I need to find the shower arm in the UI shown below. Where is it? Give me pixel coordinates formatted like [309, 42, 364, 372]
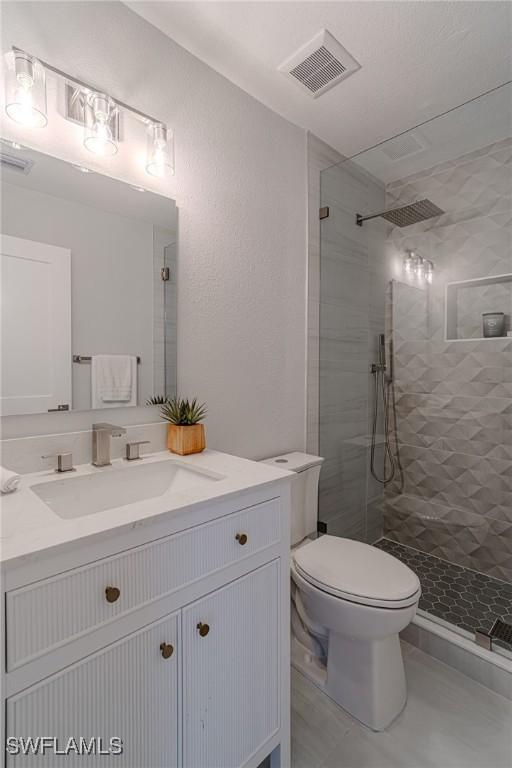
[356, 210, 390, 227]
[356, 207, 413, 227]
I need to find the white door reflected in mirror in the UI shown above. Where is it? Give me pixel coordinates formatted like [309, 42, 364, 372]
[1, 234, 71, 415]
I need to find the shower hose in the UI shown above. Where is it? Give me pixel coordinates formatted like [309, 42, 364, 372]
[370, 364, 404, 490]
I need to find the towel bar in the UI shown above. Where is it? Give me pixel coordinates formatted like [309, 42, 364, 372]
[73, 355, 141, 364]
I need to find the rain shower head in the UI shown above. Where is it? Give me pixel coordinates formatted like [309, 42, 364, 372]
[356, 199, 444, 228]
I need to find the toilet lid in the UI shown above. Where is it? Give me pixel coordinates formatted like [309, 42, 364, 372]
[293, 536, 420, 607]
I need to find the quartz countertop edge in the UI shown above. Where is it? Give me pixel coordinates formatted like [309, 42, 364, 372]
[0, 449, 294, 567]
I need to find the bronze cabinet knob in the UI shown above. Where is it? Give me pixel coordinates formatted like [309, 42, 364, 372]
[235, 533, 248, 545]
[105, 586, 120, 603]
[197, 622, 210, 637]
[160, 642, 174, 659]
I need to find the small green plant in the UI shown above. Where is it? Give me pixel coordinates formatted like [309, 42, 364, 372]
[146, 394, 170, 406]
[160, 396, 207, 425]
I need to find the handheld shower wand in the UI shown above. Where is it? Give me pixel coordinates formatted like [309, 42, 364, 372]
[370, 333, 403, 489]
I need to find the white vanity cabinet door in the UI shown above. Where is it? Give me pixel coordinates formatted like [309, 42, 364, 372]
[6, 612, 180, 767]
[182, 561, 280, 768]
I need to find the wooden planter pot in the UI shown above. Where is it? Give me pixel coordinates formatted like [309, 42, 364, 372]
[167, 424, 206, 456]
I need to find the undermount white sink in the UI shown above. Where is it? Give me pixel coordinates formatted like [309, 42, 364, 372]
[31, 460, 222, 519]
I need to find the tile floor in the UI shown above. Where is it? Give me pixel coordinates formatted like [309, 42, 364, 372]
[375, 538, 512, 652]
[291, 643, 512, 768]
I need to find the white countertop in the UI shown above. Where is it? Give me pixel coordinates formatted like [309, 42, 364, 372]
[0, 449, 293, 567]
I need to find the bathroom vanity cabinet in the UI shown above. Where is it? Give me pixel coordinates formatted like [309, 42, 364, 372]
[0, 452, 292, 768]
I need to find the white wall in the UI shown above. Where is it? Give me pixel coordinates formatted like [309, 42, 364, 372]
[1, 1, 307, 459]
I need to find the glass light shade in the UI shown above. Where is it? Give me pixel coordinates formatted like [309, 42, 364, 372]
[403, 255, 414, 274]
[84, 93, 118, 156]
[146, 123, 174, 178]
[425, 261, 434, 284]
[5, 51, 47, 128]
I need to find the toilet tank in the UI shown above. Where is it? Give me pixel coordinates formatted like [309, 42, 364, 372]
[261, 452, 324, 546]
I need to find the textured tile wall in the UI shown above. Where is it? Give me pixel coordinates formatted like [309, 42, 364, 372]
[383, 138, 512, 582]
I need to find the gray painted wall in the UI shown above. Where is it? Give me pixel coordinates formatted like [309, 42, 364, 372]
[1, 1, 307, 459]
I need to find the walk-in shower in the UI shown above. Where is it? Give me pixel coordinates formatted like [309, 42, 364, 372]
[317, 82, 512, 672]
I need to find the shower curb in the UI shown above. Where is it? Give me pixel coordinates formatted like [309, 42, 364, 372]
[401, 613, 512, 701]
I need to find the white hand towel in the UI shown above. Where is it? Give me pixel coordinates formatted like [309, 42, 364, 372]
[1, 466, 21, 494]
[91, 355, 137, 409]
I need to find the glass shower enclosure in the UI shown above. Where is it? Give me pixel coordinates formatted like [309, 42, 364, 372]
[318, 82, 512, 657]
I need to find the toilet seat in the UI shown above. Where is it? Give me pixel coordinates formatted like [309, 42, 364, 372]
[292, 535, 421, 609]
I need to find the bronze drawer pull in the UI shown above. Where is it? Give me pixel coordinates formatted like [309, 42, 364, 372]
[197, 622, 210, 637]
[160, 642, 174, 659]
[105, 586, 120, 603]
[235, 533, 248, 545]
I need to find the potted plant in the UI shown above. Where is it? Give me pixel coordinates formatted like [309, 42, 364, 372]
[160, 396, 207, 455]
[146, 395, 170, 405]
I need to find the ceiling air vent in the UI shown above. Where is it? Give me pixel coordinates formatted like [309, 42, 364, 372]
[380, 133, 428, 161]
[278, 29, 360, 98]
[0, 152, 33, 175]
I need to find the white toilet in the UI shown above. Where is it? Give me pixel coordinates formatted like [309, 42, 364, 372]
[263, 452, 421, 732]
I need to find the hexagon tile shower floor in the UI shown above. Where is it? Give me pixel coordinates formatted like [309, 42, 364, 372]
[375, 538, 512, 652]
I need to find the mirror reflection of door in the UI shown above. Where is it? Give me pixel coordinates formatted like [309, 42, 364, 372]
[0, 234, 71, 415]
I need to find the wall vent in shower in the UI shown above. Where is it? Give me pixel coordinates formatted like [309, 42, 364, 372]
[278, 29, 361, 98]
[379, 132, 428, 161]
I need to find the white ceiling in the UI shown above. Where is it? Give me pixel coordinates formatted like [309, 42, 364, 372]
[127, 1, 512, 158]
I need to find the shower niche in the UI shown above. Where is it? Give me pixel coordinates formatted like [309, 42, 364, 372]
[445, 273, 512, 341]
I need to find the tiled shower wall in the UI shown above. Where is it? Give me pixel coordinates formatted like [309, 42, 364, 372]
[383, 138, 512, 583]
[318, 160, 391, 542]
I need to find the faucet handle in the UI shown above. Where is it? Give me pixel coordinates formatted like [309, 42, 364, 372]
[42, 452, 74, 473]
[125, 441, 150, 461]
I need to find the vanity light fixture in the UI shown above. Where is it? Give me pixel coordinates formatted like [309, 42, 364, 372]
[4, 50, 47, 128]
[84, 92, 118, 156]
[403, 251, 415, 275]
[415, 255, 425, 280]
[146, 122, 174, 178]
[403, 250, 434, 284]
[4, 47, 174, 179]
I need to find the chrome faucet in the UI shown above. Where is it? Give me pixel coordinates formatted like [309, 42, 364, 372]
[92, 423, 127, 467]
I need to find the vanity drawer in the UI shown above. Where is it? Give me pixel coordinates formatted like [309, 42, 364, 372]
[6, 498, 281, 670]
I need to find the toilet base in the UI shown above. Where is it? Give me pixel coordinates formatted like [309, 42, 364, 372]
[325, 631, 407, 731]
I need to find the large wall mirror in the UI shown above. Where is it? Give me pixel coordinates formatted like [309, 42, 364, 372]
[1, 145, 177, 416]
